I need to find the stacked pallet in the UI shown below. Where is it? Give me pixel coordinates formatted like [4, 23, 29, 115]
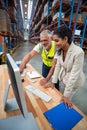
[0, 9, 12, 35]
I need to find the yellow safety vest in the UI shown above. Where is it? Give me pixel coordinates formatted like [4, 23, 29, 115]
[41, 41, 55, 67]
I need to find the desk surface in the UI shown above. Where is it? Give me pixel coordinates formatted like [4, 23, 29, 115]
[0, 64, 87, 130]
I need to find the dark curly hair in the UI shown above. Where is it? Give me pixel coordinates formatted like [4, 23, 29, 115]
[53, 26, 72, 44]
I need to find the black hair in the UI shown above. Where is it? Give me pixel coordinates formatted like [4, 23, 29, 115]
[53, 26, 72, 44]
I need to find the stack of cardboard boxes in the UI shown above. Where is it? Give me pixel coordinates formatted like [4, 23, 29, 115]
[0, 9, 12, 35]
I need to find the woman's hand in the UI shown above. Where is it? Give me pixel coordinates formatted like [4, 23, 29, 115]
[60, 96, 73, 108]
[43, 82, 55, 89]
[39, 78, 48, 86]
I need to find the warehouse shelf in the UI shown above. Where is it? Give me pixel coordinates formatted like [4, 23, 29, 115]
[0, 1, 24, 38]
[29, 0, 87, 48]
[0, 0, 17, 24]
[0, 0, 24, 63]
[29, 0, 48, 34]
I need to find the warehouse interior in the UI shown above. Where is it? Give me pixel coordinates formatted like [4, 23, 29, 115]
[0, 0, 87, 129]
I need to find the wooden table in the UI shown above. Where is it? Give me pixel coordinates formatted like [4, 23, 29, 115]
[0, 64, 87, 130]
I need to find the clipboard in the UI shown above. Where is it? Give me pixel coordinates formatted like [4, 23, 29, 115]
[44, 102, 83, 130]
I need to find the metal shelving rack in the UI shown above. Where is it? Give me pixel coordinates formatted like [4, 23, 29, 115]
[0, 0, 24, 63]
[29, 0, 87, 50]
[56, 0, 87, 48]
[0, 0, 24, 52]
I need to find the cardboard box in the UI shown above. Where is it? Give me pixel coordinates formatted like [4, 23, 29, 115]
[73, 13, 83, 22]
[82, 12, 87, 21]
[8, 6, 16, 17]
[52, 0, 58, 7]
[0, 9, 12, 33]
[44, 2, 52, 17]
[53, 12, 65, 21]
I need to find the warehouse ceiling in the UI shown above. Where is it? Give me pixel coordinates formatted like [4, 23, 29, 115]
[21, 0, 28, 20]
[21, 0, 33, 29]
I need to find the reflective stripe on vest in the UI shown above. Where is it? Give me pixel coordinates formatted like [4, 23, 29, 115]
[41, 41, 55, 67]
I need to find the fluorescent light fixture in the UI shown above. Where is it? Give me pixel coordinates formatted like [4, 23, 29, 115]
[25, 12, 27, 14]
[25, 4, 27, 7]
[28, 0, 33, 20]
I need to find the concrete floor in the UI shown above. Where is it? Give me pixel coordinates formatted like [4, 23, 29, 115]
[13, 41, 87, 115]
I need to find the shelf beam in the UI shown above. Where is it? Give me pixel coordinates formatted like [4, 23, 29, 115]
[80, 16, 87, 48]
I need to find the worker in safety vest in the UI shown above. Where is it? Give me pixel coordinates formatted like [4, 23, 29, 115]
[20, 30, 56, 78]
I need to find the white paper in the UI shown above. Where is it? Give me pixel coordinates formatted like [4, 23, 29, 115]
[27, 71, 41, 79]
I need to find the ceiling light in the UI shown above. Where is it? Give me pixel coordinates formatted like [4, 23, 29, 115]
[25, 20, 27, 21]
[25, 4, 27, 7]
[28, 0, 33, 19]
[25, 12, 27, 14]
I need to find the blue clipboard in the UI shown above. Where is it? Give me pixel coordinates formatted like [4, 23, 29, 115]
[44, 102, 83, 130]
